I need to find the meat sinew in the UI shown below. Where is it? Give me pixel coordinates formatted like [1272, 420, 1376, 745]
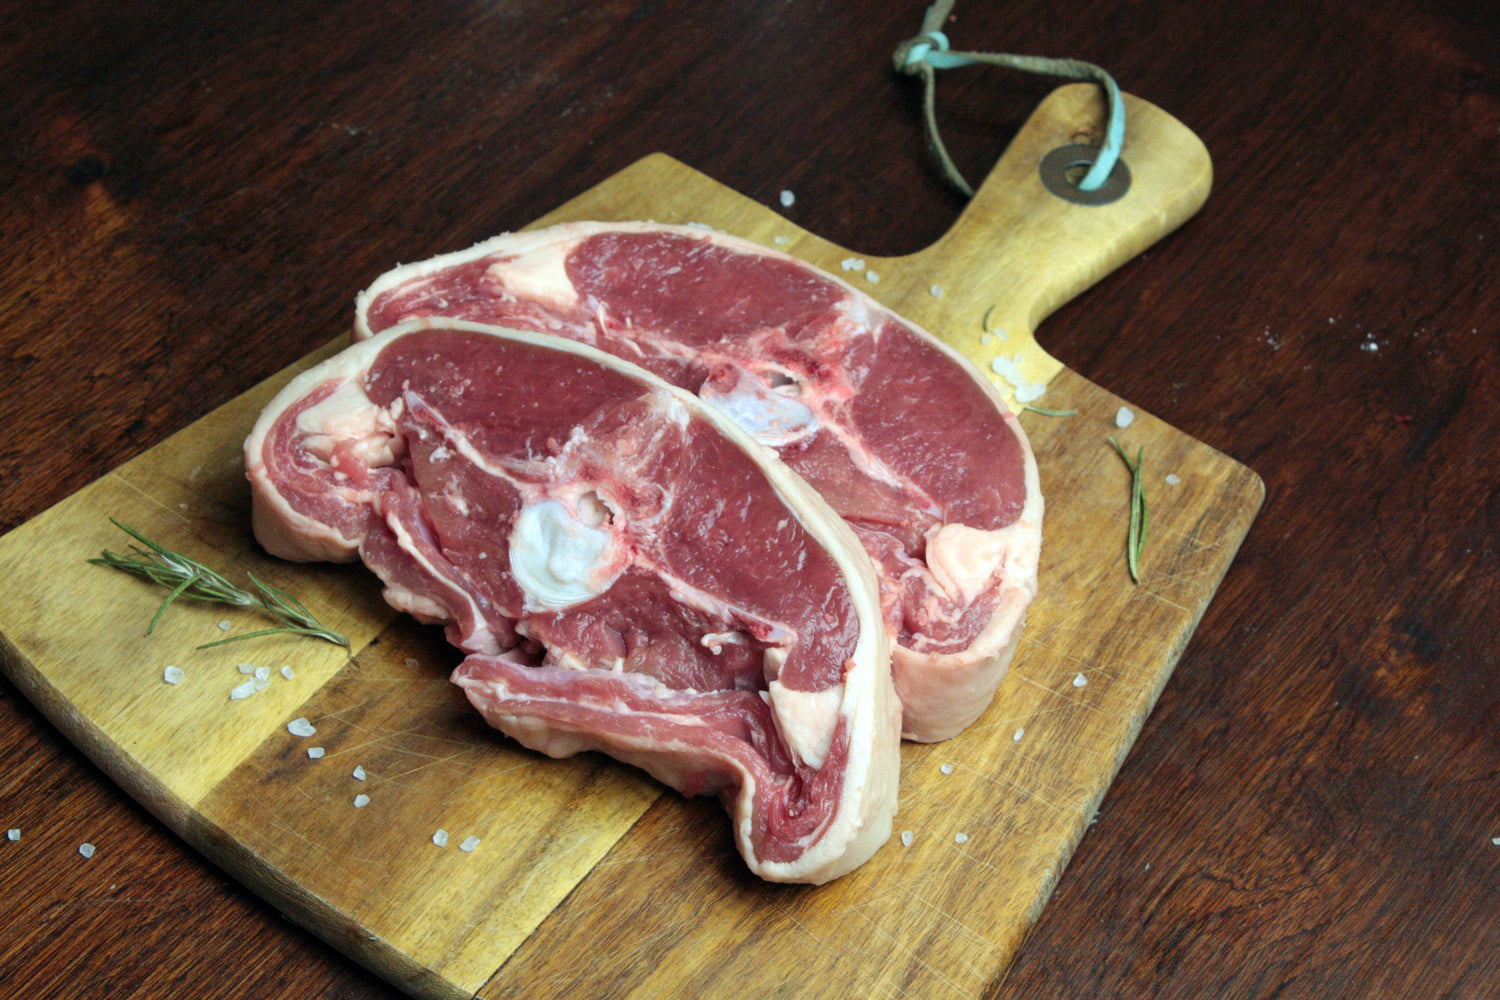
[246, 318, 899, 883]
[354, 222, 1042, 741]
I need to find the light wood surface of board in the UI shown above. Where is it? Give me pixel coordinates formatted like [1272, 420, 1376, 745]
[0, 85, 1261, 1000]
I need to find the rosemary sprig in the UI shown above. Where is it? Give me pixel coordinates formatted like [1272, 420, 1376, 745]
[1107, 437, 1150, 583]
[89, 519, 349, 648]
[1023, 405, 1079, 417]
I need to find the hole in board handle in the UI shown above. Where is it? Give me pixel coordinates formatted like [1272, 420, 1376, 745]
[1039, 144, 1131, 205]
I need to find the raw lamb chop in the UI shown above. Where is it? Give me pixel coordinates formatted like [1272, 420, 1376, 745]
[354, 222, 1042, 741]
[245, 318, 899, 883]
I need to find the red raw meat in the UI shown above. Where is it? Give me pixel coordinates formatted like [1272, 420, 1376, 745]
[245, 319, 899, 883]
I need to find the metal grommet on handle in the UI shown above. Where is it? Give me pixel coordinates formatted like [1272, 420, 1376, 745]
[1040, 144, 1131, 205]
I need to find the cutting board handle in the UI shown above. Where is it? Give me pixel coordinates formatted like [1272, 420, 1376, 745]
[904, 83, 1212, 399]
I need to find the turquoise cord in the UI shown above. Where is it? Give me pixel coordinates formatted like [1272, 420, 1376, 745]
[894, 6, 1125, 196]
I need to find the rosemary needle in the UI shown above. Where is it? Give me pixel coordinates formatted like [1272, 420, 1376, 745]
[89, 519, 349, 648]
[1107, 437, 1149, 583]
[1023, 405, 1079, 417]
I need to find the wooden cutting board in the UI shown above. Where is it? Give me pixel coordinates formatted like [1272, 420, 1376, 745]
[0, 84, 1262, 1000]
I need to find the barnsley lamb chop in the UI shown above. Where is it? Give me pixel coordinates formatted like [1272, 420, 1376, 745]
[245, 318, 899, 883]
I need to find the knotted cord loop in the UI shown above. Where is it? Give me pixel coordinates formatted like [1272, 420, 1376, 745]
[893, 0, 1125, 197]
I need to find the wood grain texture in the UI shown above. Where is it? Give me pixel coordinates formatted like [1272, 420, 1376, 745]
[2, 0, 1497, 998]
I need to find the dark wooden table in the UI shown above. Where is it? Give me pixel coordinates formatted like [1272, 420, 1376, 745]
[3, 0, 1496, 997]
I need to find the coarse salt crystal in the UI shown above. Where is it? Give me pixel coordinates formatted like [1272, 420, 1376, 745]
[840, 257, 865, 272]
[6, 829, 19, 842]
[254, 665, 271, 682]
[900, 830, 914, 847]
[773, 235, 791, 245]
[1015, 384, 1045, 404]
[1166, 473, 1182, 485]
[218, 620, 232, 632]
[954, 832, 969, 844]
[865, 270, 880, 283]
[930, 284, 944, 298]
[229, 680, 257, 701]
[939, 763, 955, 775]
[1492, 837, 1500, 847]
[79, 843, 96, 859]
[163, 666, 184, 685]
[237, 663, 255, 675]
[352, 765, 367, 781]
[1115, 406, 1135, 428]
[353, 794, 370, 808]
[1073, 673, 1088, 688]
[1013, 727, 1025, 742]
[307, 747, 325, 759]
[779, 189, 795, 208]
[287, 717, 316, 737]
[433, 829, 449, 847]
[459, 836, 481, 853]
[280, 665, 295, 681]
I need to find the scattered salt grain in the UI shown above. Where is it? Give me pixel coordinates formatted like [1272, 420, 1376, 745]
[954, 832, 969, 844]
[1165, 473, 1182, 485]
[990, 353, 1044, 403]
[229, 680, 257, 701]
[1492, 837, 1500, 847]
[433, 829, 449, 847]
[7, 829, 19, 842]
[1115, 406, 1135, 428]
[1073, 673, 1088, 688]
[237, 663, 256, 675]
[352, 765, 367, 781]
[218, 620, 232, 632]
[779, 189, 795, 208]
[163, 666, 184, 685]
[252, 665, 272, 691]
[79, 843, 96, 859]
[939, 762, 955, 775]
[840, 257, 866, 272]
[280, 665, 295, 681]
[1013, 727, 1025, 742]
[459, 836, 481, 853]
[865, 270, 880, 284]
[287, 717, 316, 737]
[773, 235, 791, 246]
[404, 658, 420, 668]
[930, 284, 944, 298]
[353, 794, 370, 808]
[900, 830, 914, 847]
[307, 747, 325, 759]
